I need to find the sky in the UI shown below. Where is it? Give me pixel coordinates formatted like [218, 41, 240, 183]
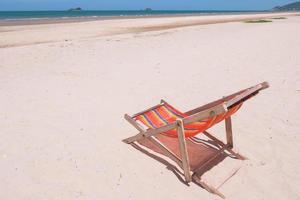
[0, 0, 296, 11]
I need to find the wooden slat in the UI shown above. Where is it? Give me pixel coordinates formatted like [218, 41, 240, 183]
[185, 90, 246, 116]
[226, 82, 269, 108]
[192, 175, 226, 199]
[261, 81, 270, 89]
[225, 117, 233, 148]
[132, 103, 163, 118]
[123, 134, 144, 144]
[143, 122, 177, 138]
[124, 114, 145, 133]
[185, 82, 269, 116]
[183, 103, 227, 125]
[177, 120, 192, 182]
[123, 114, 146, 144]
[147, 136, 183, 168]
[160, 99, 168, 104]
[123, 121, 177, 143]
[124, 110, 184, 171]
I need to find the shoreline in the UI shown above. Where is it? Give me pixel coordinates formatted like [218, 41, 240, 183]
[0, 12, 299, 48]
[0, 11, 298, 26]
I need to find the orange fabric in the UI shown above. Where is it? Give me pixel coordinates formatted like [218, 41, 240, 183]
[135, 103, 242, 138]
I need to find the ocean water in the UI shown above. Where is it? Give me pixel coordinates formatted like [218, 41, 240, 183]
[0, 10, 263, 20]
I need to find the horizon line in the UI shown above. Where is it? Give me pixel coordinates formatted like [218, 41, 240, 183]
[0, 9, 270, 12]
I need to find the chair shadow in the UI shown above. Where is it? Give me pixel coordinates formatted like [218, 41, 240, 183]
[130, 143, 189, 185]
[126, 135, 233, 187]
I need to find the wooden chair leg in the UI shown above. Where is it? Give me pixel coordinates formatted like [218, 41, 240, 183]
[225, 117, 233, 148]
[193, 175, 226, 199]
[123, 133, 144, 144]
[177, 119, 192, 183]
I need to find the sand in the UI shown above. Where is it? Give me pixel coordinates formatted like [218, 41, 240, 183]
[0, 12, 300, 199]
[0, 12, 299, 48]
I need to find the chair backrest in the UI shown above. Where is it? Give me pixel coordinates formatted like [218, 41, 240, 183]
[133, 101, 243, 138]
[133, 102, 186, 130]
[130, 82, 269, 138]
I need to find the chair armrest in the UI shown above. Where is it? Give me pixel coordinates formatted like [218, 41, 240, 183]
[185, 82, 269, 115]
[183, 103, 228, 125]
[143, 121, 178, 138]
[226, 82, 269, 108]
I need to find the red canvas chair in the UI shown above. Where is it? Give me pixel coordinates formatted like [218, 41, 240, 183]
[123, 82, 269, 198]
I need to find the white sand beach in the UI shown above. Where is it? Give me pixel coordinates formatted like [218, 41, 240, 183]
[0, 12, 300, 199]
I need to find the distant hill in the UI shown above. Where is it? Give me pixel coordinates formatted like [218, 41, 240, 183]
[273, 1, 300, 11]
[68, 7, 82, 12]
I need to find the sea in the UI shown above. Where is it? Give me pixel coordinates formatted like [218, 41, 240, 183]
[0, 10, 265, 21]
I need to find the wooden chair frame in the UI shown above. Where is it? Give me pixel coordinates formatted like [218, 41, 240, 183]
[123, 82, 269, 198]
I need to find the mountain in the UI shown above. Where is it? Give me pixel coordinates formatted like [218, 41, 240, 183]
[273, 1, 300, 11]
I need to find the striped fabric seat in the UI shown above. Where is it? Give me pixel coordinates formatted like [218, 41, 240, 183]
[134, 102, 242, 138]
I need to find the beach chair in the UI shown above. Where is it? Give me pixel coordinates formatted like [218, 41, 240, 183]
[123, 82, 269, 198]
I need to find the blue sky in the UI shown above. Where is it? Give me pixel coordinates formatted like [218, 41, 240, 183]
[0, 0, 296, 11]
